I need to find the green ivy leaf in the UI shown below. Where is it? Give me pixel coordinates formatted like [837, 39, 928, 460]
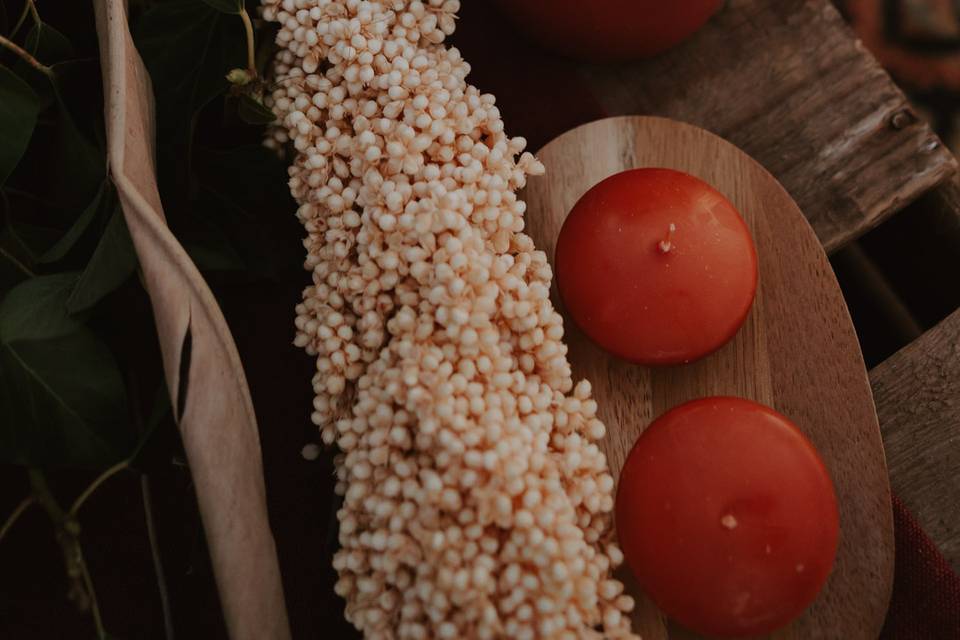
[0, 214, 35, 291]
[236, 93, 276, 125]
[0, 253, 28, 292]
[4, 220, 67, 264]
[135, 1, 246, 128]
[0, 272, 82, 341]
[201, 0, 243, 14]
[184, 235, 246, 272]
[193, 144, 299, 276]
[50, 62, 107, 208]
[0, 275, 129, 467]
[9, 60, 106, 208]
[135, 0, 246, 212]
[0, 64, 40, 187]
[0, 333, 129, 467]
[39, 181, 109, 263]
[129, 383, 173, 471]
[24, 21, 75, 64]
[67, 206, 137, 314]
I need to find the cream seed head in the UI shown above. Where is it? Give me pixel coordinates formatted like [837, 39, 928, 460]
[263, 0, 634, 637]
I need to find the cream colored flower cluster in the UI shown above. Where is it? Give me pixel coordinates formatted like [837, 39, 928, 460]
[262, 0, 637, 637]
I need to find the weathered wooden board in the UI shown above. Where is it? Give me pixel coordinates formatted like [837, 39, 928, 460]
[523, 116, 894, 639]
[872, 308, 960, 572]
[573, 0, 957, 253]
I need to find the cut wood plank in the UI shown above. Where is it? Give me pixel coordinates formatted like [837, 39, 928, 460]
[573, 0, 957, 253]
[523, 116, 894, 639]
[871, 308, 960, 572]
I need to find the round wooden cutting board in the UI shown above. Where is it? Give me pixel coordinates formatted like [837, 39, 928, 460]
[521, 116, 894, 639]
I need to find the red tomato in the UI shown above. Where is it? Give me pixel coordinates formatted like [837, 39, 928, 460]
[555, 168, 757, 366]
[493, 0, 722, 61]
[616, 397, 840, 637]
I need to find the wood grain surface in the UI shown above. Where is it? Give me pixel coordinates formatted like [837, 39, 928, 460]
[871, 308, 960, 572]
[522, 116, 894, 639]
[572, 0, 957, 253]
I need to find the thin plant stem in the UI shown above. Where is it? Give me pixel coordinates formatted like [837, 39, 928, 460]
[10, 0, 33, 38]
[77, 547, 107, 639]
[28, 469, 102, 633]
[3, 185, 60, 208]
[69, 460, 129, 517]
[142, 475, 175, 640]
[28, 468, 67, 521]
[239, 7, 256, 74]
[0, 33, 53, 78]
[0, 496, 35, 544]
[28, 468, 83, 584]
[0, 246, 35, 277]
[28, 0, 40, 26]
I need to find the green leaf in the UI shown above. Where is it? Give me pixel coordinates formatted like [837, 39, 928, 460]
[135, 1, 246, 125]
[135, 0, 247, 212]
[4, 221, 67, 263]
[0, 247, 30, 292]
[201, 0, 242, 14]
[129, 383, 173, 470]
[67, 206, 137, 313]
[193, 144, 300, 276]
[10, 61, 108, 208]
[24, 22, 75, 65]
[0, 273, 82, 342]
[0, 274, 129, 467]
[237, 93, 276, 124]
[184, 237, 246, 272]
[50, 63, 107, 208]
[0, 221, 34, 292]
[0, 330, 129, 467]
[0, 64, 40, 187]
[40, 181, 109, 263]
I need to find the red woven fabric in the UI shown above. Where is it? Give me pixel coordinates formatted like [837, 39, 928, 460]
[881, 494, 960, 638]
[452, 3, 960, 638]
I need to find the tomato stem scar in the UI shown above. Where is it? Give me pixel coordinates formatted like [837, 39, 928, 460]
[658, 223, 677, 254]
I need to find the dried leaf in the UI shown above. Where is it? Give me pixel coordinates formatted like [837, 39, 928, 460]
[93, 2, 290, 638]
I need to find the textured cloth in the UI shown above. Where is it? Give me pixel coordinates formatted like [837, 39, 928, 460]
[881, 494, 960, 638]
[451, 3, 960, 638]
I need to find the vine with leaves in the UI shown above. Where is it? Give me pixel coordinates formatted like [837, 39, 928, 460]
[0, 1, 297, 637]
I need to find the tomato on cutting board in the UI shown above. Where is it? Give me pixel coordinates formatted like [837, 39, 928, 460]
[616, 397, 840, 637]
[555, 168, 758, 366]
[493, 0, 722, 61]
